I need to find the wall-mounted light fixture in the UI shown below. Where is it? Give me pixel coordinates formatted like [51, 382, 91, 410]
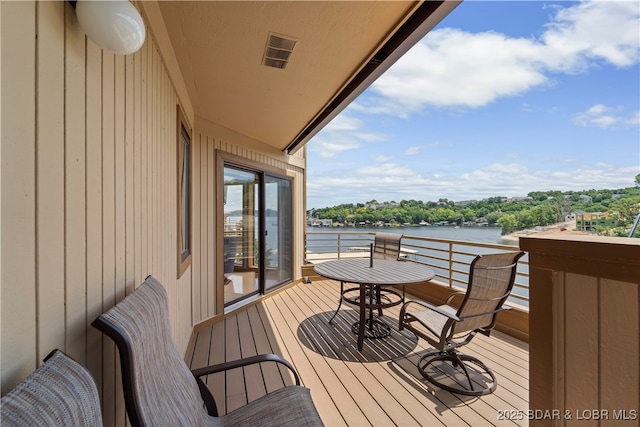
[72, 1, 145, 55]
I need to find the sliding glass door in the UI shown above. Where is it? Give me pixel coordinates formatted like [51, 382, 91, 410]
[223, 164, 292, 307]
[265, 174, 293, 290]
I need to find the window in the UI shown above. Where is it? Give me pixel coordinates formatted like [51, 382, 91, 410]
[177, 107, 192, 278]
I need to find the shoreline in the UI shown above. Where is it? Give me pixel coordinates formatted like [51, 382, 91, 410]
[501, 221, 590, 242]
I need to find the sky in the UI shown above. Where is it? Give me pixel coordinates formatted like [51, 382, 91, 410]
[306, 0, 640, 209]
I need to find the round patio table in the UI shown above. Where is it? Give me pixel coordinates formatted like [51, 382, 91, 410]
[314, 258, 435, 351]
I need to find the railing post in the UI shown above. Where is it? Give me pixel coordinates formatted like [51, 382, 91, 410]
[448, 242, 454, 288]
[337, 233, 341, 260]
[303, 231, 307, 264]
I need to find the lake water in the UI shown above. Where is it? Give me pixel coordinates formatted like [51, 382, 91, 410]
[307, 225, 517, 247]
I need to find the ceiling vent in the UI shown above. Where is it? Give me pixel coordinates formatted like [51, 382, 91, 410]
[263, 33, 297, 69]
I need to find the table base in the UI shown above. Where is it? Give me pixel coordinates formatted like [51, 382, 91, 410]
[351, 319, 391, 339]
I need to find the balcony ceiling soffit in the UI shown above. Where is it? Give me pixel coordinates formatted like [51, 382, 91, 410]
[157, 1, 423, 152]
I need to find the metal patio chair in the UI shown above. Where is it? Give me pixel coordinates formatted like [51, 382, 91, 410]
[92, 275, 323, 427]
[399, 251, 525, 396]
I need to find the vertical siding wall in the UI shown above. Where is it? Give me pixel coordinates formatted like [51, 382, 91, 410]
[1, 2, 192, 425]
[191, 121, 306, 323]
[521, 235, 640, 427]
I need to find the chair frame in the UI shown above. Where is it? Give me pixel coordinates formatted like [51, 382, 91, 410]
[399, 251, 524, 396]
[92, 275, 323, 427]
[94, 314, 303, 423]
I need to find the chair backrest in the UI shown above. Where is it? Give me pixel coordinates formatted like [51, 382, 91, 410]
[92, 276, 212, 427]
[373, 232, 402, 260]
[453, 251, 525, 335]
[1, 350, 103, 427]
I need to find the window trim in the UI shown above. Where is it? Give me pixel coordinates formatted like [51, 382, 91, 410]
[177, 106, 192, 278]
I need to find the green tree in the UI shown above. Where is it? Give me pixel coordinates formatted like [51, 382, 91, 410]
[517, 210, 535, 229]
[485, 211, 501, 225]
[497, 214, 518, 234]
[610, 196, 640, 224]
[528, 191, 549, 202]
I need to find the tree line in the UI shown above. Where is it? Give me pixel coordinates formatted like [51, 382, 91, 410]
[309, 175, 640, 237]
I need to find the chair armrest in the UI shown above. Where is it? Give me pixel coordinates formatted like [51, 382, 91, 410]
[460, 304, 511, 321]
[191, 354, 302, 417]
[191, 353, 301, 386]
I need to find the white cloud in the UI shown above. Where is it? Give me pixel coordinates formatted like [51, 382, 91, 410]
[404, 146, 421, 156]
[373, 155, 393, 162]
[356, 163, 419, 178]
[371, 29, 547, 112]
[363, 1, 640, 116]
[626, 111, 640, 125]
[541, 1, 640, 70]
[310, 140, 360, 158]
[307, 111, 388, 158]
[572, 104, 639, 128]
[323, 114, 362, 132]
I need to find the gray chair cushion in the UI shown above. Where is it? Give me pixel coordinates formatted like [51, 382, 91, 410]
[1, 350, 102, 427]
[222, 386, 322, 427]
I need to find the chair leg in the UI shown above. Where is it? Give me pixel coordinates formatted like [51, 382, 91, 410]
[328, 281, 345, 324]
[416, 349, 498, 396]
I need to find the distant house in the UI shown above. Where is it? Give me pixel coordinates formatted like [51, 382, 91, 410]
[576, 212, 615, 231]
[579, 194, 593, 203]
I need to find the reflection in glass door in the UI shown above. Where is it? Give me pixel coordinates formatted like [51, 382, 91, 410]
[265, 174, 293, 290]
[223, 167, 260, 305]
[223, 164, 293, 307]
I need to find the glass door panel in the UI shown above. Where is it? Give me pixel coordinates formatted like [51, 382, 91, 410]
[223, 166, 260, 305]
[265, 174, 293, 290]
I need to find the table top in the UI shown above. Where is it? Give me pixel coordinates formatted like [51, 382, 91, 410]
[313, 258, 435, 286]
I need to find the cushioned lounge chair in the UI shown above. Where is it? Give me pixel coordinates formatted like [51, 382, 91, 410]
[92, 275, 323, 427]
[1, 350, 102, 427]
[399, 251, 525, 396]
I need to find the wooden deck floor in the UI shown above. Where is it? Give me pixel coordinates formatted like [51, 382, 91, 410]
[187, 279, 529, 426]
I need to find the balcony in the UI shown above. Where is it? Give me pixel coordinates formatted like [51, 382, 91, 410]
[189, 231, 640, 427]
[188, 277, 529, 426]
[187, 232, 529, 426]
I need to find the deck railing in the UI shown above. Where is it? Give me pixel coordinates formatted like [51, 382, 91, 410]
[305, 230, 530, 309]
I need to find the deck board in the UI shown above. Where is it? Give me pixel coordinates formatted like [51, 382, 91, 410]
[189, 279, 530, 426]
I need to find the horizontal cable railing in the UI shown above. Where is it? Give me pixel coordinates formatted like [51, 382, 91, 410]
[305, 230, 529, 310]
